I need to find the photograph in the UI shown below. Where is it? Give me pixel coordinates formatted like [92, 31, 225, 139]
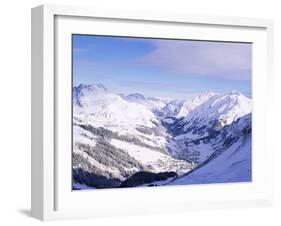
[72, 34, 252, 190]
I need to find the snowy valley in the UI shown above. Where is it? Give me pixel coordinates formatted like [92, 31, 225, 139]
[72, 83, 252, 189]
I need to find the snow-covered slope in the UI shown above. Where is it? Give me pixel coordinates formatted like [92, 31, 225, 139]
[177, 91, 218, 118]
[159, 99, 183, 118]
[73, 83, 252, 189]
[73, 84, 194, 188]
[159, 91, 217, 118]
[166, 91, 252, 164]
[168, 116, 252, 185]
[74, 84, 159, 135]
[169, 91, 251, 138]
[184, 91, 251, 127]
[125, 93, 170, 112]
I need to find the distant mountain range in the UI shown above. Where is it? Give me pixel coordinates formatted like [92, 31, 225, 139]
[72, 83, 252, 189]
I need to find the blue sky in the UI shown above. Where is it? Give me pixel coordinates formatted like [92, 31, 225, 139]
[73, 35, 252, 99]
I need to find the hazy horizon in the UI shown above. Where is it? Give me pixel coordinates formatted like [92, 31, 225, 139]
[73, 35, 252, 99]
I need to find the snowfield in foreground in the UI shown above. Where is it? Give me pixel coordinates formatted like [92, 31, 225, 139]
[169, 135, 252, 185]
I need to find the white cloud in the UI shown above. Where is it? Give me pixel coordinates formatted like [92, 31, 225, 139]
[141, 40, 252, 80]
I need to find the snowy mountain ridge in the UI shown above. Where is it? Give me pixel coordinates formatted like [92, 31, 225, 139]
[125, 93, 171, 112]
[72, 83, 252, 189]
[73, 84, 159, 136]
[158, 91, 218, 118]
[168, 113, 252, 185]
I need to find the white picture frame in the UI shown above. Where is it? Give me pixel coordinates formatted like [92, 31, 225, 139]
[31, 4, 274, 221]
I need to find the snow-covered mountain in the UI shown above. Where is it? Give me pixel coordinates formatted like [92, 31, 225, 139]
[159, 91, 217, 118]
[72, 83, 252, 189]
[73, 84, 194, 188]
[73, 84, 159, 135]
[166, 91, 252, 164]
[168, 114, 252, 185]
[168, 90, 252, 139]
[125, 93, 171, 112]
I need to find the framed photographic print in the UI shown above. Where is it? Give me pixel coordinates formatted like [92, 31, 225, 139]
[31, 4, 274, 221]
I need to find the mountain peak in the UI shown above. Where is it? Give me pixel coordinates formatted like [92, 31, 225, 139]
[126, 93, 146, 101]
[227, 90, 242, 96]
[73, 83, 109, 108]
[76, 83, 107, 92]
[191, 91, 218, 102]
[180, 90, 252, 132]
